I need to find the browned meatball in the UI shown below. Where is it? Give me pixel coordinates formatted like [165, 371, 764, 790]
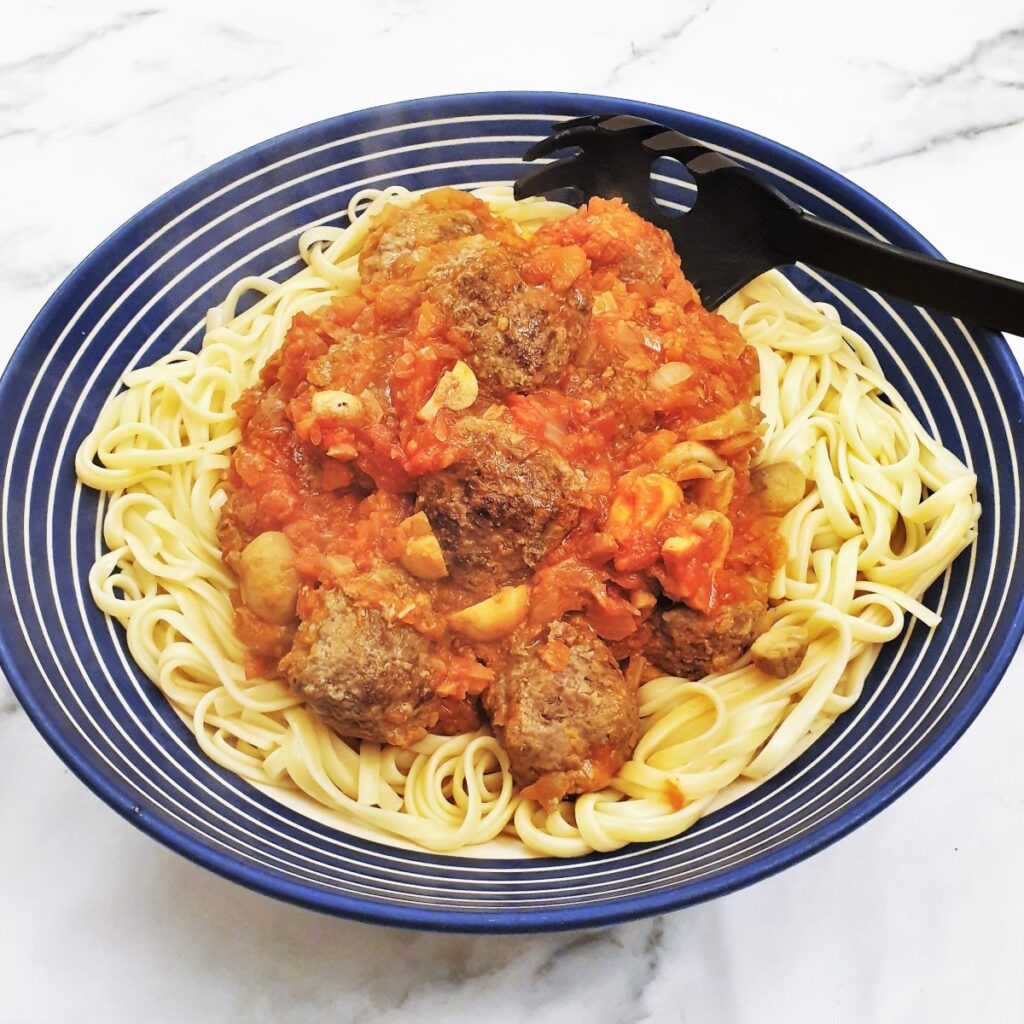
[483, 619, 640, 809]
[431, 239, 590, 395]
[280, 570, 443, 747]
[359, 188, 490, 281]
[645, 594, 767, 679]
[416, 417, 583, 587]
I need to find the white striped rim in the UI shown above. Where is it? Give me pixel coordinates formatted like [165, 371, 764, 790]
[2, 103, 1018, 918]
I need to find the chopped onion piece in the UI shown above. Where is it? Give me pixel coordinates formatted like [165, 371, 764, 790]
[650, 361, 694, 391]
[543, 417, 567, 447]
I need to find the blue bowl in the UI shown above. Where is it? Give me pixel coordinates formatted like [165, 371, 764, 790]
[2, 92, 1022, 933]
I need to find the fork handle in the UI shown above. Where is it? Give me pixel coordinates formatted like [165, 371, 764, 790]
[773, 213, 1024, 337]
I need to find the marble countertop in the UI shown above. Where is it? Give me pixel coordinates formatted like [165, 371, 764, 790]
[2, 2, 1023, 1021]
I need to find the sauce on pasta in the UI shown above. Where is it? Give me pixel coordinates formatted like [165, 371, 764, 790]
[217, 190, 786, 805]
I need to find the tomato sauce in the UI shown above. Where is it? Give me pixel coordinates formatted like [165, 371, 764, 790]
[219, 191, 785, 693]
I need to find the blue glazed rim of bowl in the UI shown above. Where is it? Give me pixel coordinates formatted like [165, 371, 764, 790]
[2, 90, 1022, 933]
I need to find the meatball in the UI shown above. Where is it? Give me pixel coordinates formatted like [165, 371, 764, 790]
[280, 570, 443, 747]
[483, 619, 640, 808]
[359, 188, 490, 281]
[431, 240, 590, 395]
[416, 417, 583, 587]
[645, 594, 767, 679]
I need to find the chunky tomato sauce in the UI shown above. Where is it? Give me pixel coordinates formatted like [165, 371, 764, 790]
[219, 190, 786, 729]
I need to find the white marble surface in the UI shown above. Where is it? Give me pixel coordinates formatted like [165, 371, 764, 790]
[2, 2, 1023, 1021]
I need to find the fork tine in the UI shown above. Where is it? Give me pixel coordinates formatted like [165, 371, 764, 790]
[552, 114, 606, 130]
[596, 114, 665, 138]
[522, 125, 606, 162]
[524, 113, 665, 161]
[644, 130, 743, 174]
[686, 150, 745, 175]
[513, 154, 587, 202]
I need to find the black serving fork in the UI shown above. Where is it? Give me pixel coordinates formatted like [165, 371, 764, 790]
[514, 114, 1024, 334]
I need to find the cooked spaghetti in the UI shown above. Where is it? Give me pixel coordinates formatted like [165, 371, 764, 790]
[76, 185, 978, 857]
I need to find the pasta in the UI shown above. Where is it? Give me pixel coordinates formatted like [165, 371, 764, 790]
[76, 186, 978, 857]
